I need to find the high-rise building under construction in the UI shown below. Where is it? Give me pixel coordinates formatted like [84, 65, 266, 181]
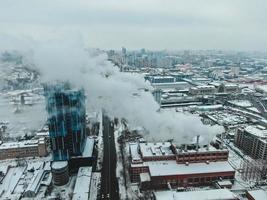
[44, 83, 86, 161]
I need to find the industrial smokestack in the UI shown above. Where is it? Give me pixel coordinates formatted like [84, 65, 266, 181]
[220, 132, 225, 149]
[196, 135, 200, 152]
[184, 144, 187, 152]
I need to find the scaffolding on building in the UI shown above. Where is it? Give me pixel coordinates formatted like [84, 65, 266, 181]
[44, 83, 86, 161]
[241, 159, 267, 182]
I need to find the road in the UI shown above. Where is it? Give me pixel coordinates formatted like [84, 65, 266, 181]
[99, 115, 119, 200]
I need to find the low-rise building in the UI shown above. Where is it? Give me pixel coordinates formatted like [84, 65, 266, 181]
[151, 82, 190, 90]
[175, 146, 229, 164]
[129, 142, 234, 189]
[139, 142, 176, 162]
[189, 85, 216, 95]
[154, 188, 238, 200]
[72, 167, 92, 200]
[218, 83, 239, 93]
[150, 76, 175, 84]
[140, 160, 235, 189]
[24, 169, 51, 198]
[0, 138, 47, 160]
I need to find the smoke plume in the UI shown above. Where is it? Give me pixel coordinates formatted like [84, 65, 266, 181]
[0, 34, 223, 143]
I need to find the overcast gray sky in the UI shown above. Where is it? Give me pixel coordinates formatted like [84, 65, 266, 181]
[0, 0, 267, 51]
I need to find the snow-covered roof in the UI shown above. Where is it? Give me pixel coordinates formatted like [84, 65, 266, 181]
[256, 85, 267, 93]
[206, 110, 248, 126]
[36, 131, 49, 137]
[51, 161, 68, 170]
[25, 169, 47, 196]
[0, 166, 26, 198]
[217, 180, 233, 187]
[139, 142, 173, 158]
[193, 104, 223, 110]
[192, 77, 210, 81]
[140, 172, 151, 182]
[209, 82, 221, 87]
[153, 76, 175, 79]
[178, 145, 228, 154]
[82, 137, 94, 158]
[130, 142, 227, 162]
[247, 189, 267, 200]
[154, 189, 237, 200]
[0, 139, 39, 150]
[151, 82, 189, 86]
[224, 83, 238, 88]
[146, 161, 234, 177]
[247, 107, 260, 113]
[244, 126, 267, 138]
[191, 85, 215, 90]
[73, 167, 92, 200]
[228, 100, 252, 108]
[130, 143, 142, 162]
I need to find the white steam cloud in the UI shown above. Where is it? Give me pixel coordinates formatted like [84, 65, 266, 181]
[0, 95, 45, 138]
[0, 34, 223, 144]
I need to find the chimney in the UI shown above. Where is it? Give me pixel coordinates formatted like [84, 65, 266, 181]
[196, 135, 200, 152]
[184, 144, 187, 152]
[220, 132, 225, 149]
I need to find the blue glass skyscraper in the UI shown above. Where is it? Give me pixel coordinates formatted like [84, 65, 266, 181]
[44, 83, 86, 161]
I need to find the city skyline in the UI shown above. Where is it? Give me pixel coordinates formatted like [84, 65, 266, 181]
[1, 1, 267, 199]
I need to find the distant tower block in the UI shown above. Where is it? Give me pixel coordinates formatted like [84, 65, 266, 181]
[122, 46, 127, 55]
[51, 161, 69, 186]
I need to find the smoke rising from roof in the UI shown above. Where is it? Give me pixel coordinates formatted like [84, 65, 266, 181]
[0, 34, 223, 143]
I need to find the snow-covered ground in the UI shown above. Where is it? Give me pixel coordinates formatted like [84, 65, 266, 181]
[114, 124, 141, 200]
[114, 126, 128, 200]
[96, 110, 103, 171]
[204, 110, 248, 126]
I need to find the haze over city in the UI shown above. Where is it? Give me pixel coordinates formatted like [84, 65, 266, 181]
[1, 0, 267, 51]
[1, 1, 267, 200]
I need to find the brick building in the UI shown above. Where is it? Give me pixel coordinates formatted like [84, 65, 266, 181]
[0, 138, 47, 160]
[154, 188, 238, 200]
[129, 142, 235, 189]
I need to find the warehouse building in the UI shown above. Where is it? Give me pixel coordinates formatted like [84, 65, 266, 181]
[154, 188, 238, 200]
[189, 85, 216, 95]
[129, 142, 234, 189]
